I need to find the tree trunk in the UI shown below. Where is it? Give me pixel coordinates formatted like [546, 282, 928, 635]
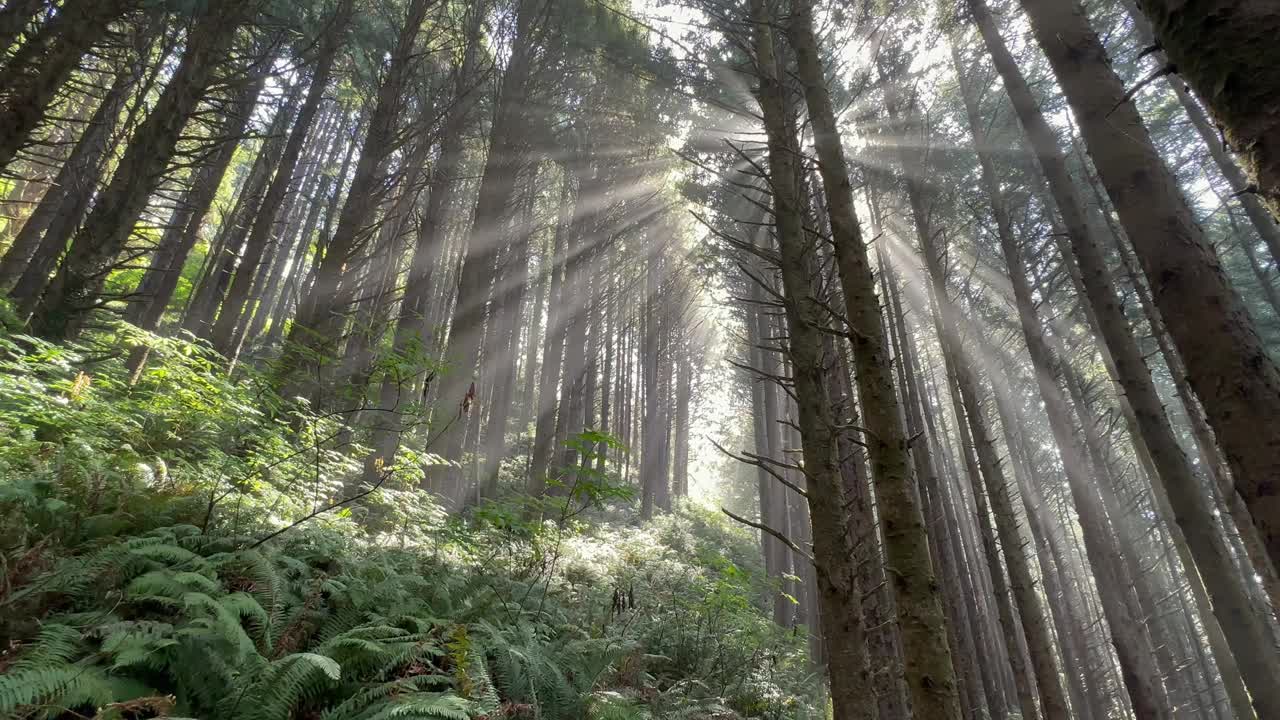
[29, 1, 247, 339]
[435, 0, 539, 501]
[210, 0, 352, 358]
[1133, 0, 1280, 218]
[526, 174, 572, 497]
[0, 0, 134, 172]
[639, 229, 663, 520]
[747, 288, 792, 626]
[240, 108, 342, 347]
[1016, 0, 1280, 588]
[1112, 0, 1280, 265]
[752, 2, 870, 716]
[124, 75, 266, 333]
[281, 0, 431, 403]
[672, 348, 690, 498]
[479, 171, 538, 496]
[184, 79, 303, 337]
[0, 24, 153, 298]
[957, 18, 1276, 715]
[264, 112, 359, 349]
[878, 248, 966, 720]
[784, 4, 957, 716]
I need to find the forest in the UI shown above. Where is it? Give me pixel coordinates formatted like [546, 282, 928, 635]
[0, 0, 1278, 718]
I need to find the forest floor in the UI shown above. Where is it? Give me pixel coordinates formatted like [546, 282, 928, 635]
[0, 325, 822, 720]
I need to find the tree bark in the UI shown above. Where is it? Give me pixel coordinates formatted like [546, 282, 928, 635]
[281, 0, 431, 403]
[435, 0, 539, 501]
[124, 73, 267, 334]
[526, 174, 572, 497]
[957, 19, 1278, 715]
[0, 25, 153, 298]
[1111, 0, 1280, 266]
[1133, 0, 1280, 219]
[210, 0, 352, 358]
[29, 1, 247, 339]
[1015, 0, 1280, 589]
[752, 1, 872, 715]
[0, 0, 134, 172]
[785, 4, 958, 716]
[184, 79, 303, 338]
[5, 19, 162, 310]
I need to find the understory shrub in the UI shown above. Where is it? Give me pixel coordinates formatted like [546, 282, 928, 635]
[0, 327, 822, 719]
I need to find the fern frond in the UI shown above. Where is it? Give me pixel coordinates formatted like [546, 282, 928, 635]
[221, 591, 271, 645]
[127, 540, 208, 569]
[319, 676, 452, 720]
[97, 620, 176, 670]
[178, 591, 258, 661]
[586, 691, 651, 720]
[11, 623, 83, 671]
[230, 652, 342, 720]
[0, 664, 117, 717]
[364, 692, 471, 720]
[126, 568, 219, 605]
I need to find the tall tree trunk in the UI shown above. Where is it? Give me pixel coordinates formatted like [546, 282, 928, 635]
[479, 170, 538, 496]
[184, 79, 303, 337]
[911, 171, 1065, 718]
[979, 181, 1171, 720]
[281, 0, 431, 404]
[526, 174, 572, 497]
[210, 0, 352, 358]
[747, 288, 791, 626]
[240, 108, 342, 346]
[672, 348, 690, 498]
[639, 231, 663, 520]
[0, 0, 134, 172]
[956, 20, 1276, 715]
[1016, 0, 1280, 587]
[519, 233, 548, 432]
[784, 5, 957, 716]
[989, 362, 1099, 720]
[123, 72, 266, 333]
[752, 2, 870, 716]
[264, 112, 359, 349]
[29, 2, 247, 339]
[0, 23, 154, 298]
[1132, 0, 1280, 218]
[1113, 0, 1280, 265]
[435, 0, 539, 501]
[879, 249, 968, 720]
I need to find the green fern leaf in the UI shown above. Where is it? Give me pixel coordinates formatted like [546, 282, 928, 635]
[231, 652, 342, 720]
[11, 623, 82, 671]
[365, 692, 471, 720]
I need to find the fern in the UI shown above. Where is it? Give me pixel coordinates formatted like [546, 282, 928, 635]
[97, 619, 177, 670]
[228, 651, 342, 720]
[363, 692, 471, 720]
[587, 691, 651, 720]
[10, 623, 83, 671]
[0, 664, 121, 718]
[320, 676, 453, 720]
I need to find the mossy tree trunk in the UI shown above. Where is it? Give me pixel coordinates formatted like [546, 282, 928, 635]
[1134, 0, 1280, 219]
[785, 3, 959, 716]
[750, 0, 870, 715]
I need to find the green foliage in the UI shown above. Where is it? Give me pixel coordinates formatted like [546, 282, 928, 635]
[0, 327, 821, 719]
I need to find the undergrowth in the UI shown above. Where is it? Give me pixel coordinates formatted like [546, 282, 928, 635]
[0, 327, 823, 720]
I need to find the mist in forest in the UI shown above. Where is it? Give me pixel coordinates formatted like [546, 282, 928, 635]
[0, 1, 1278, 719]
